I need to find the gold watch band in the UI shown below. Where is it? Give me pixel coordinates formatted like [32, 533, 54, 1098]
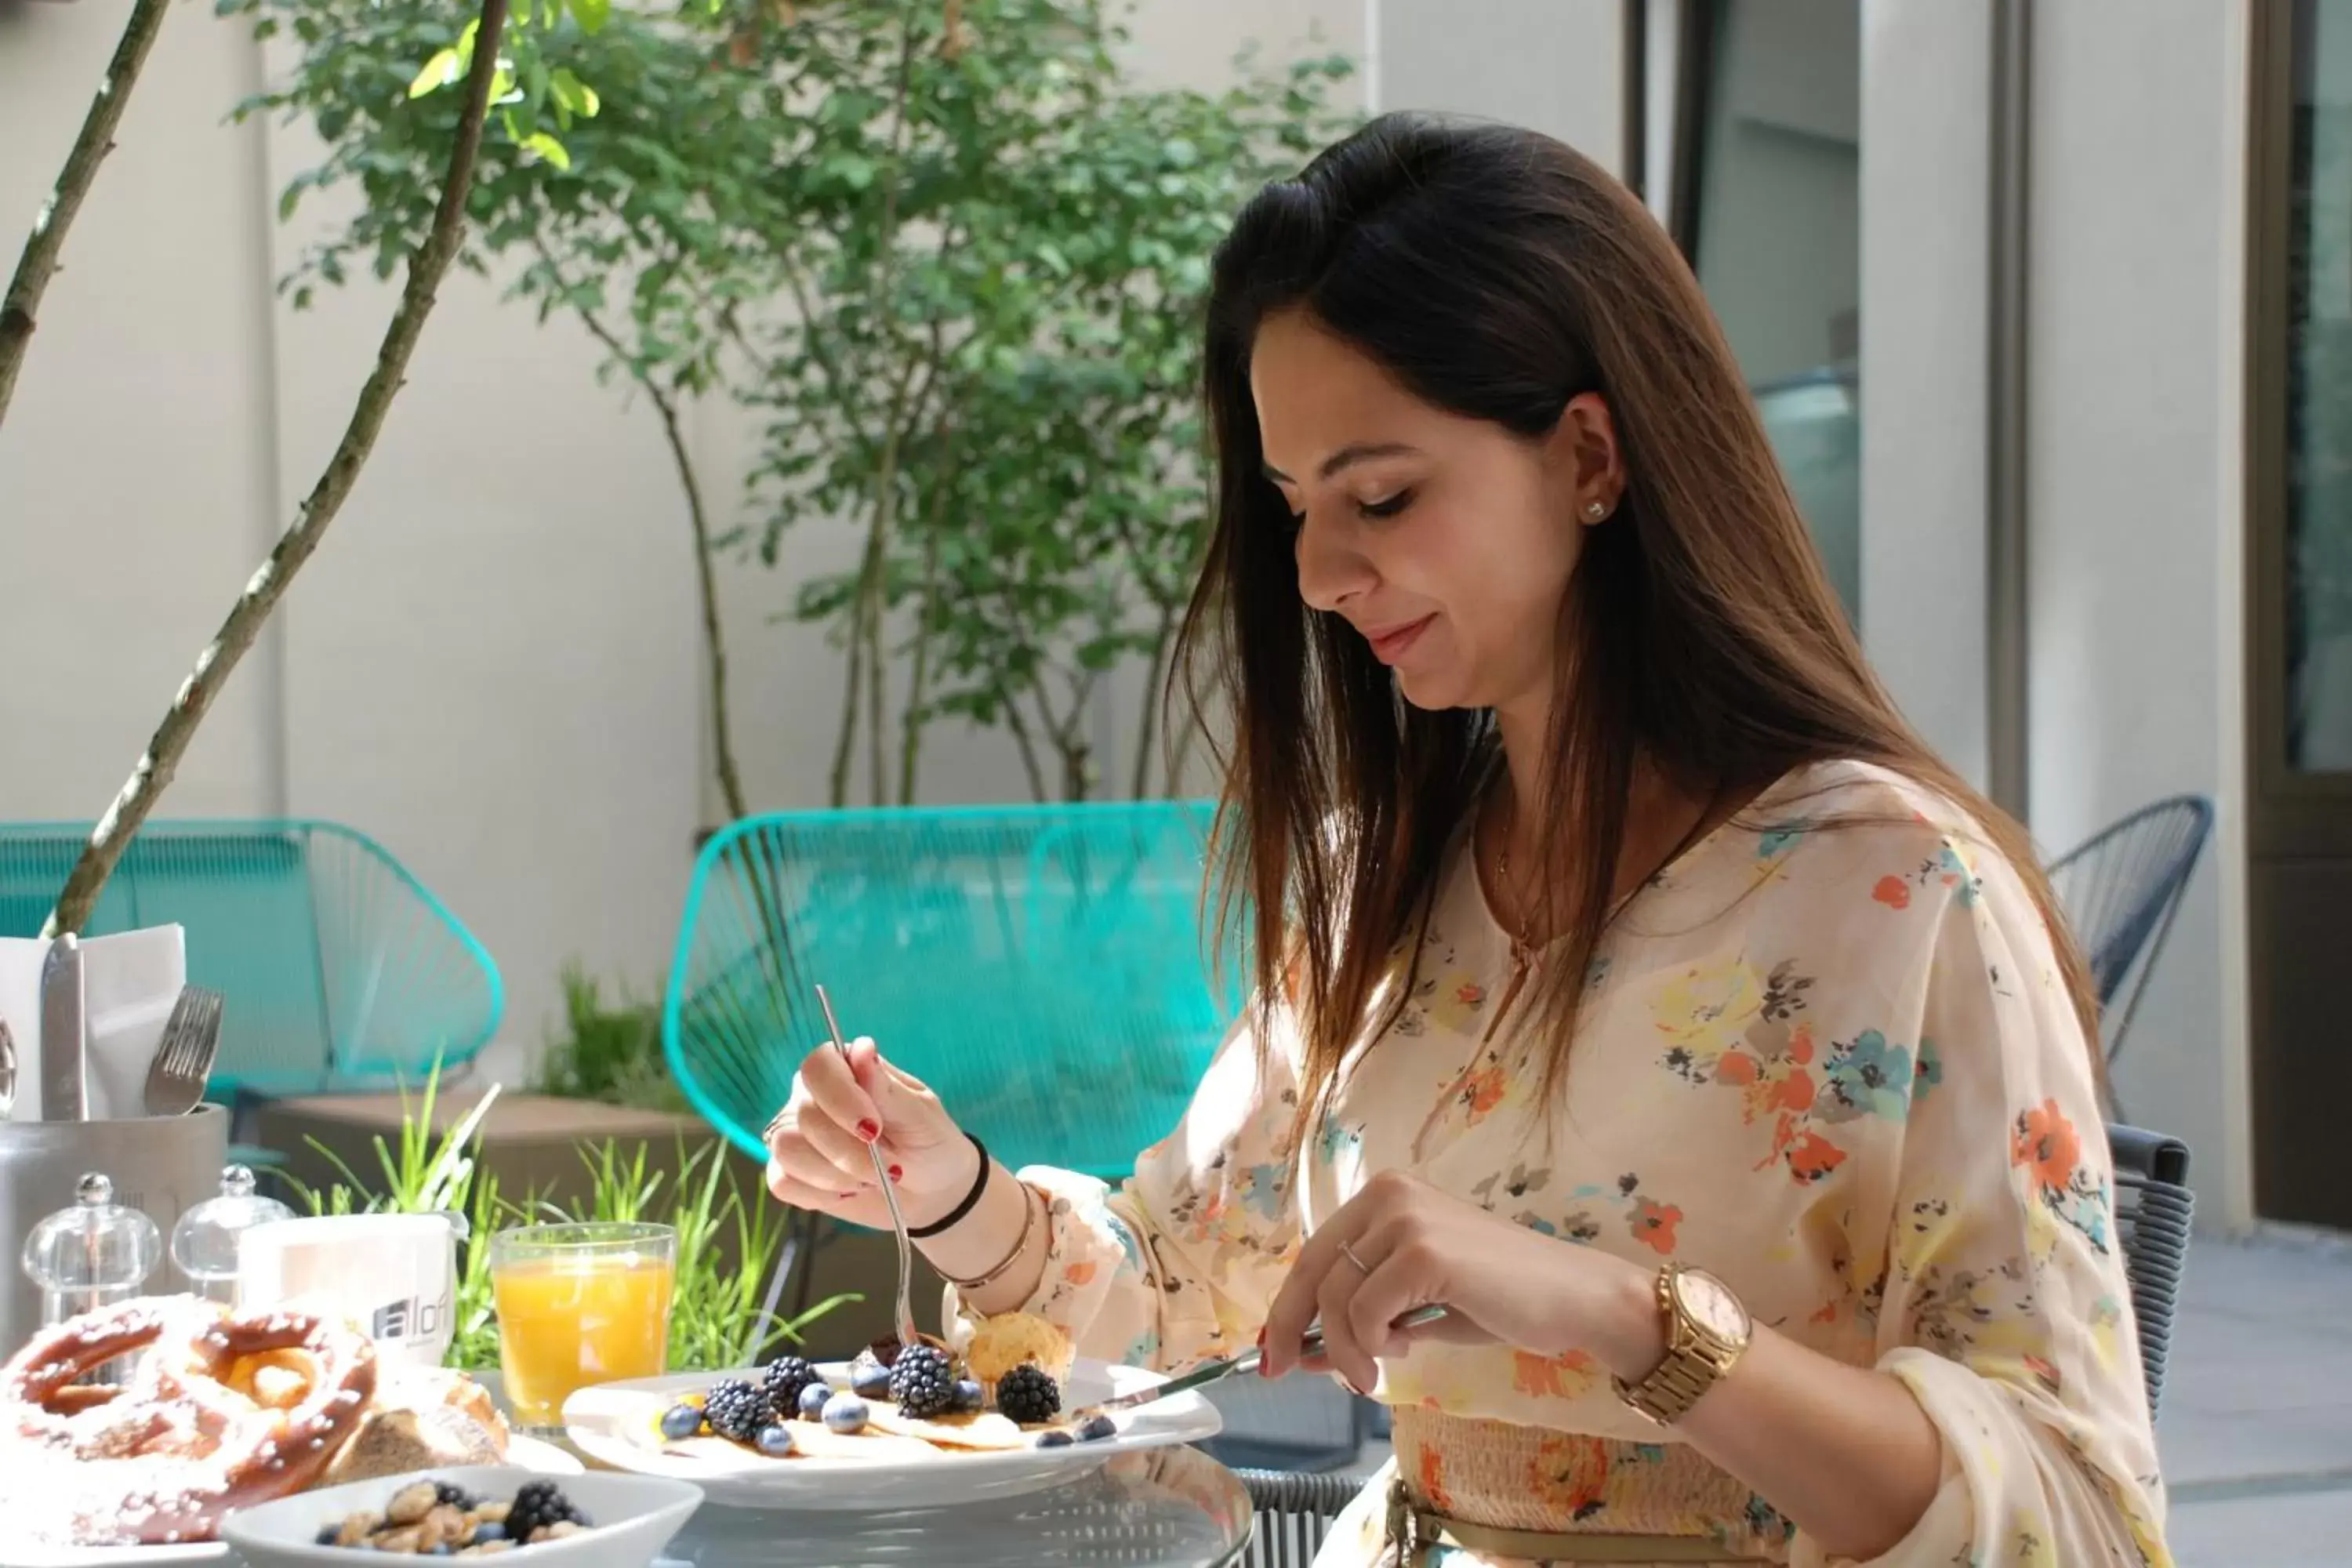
[1613, 1263, 1747, 1426]
[1617, 1344, 1722, 1425]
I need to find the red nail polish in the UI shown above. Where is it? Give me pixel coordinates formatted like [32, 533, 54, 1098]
[838, 1191, 858, 1200]
[887, 1164, 904, 1182]
[856, 1120, 882, 1143]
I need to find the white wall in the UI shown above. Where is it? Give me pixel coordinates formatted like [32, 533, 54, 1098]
[2022, 0, 2252, 1227]
[0, 0, 1359, 1080]
[1374, 0, 1621, 164]
[1859, 0, 2256, 1226]
[0, 2, 285, 821]
[1858, 0, 1991, 787]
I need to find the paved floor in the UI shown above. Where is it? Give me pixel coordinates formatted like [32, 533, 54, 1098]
[1299, 1231, 2352, 1563]
[2161, 1231, 2352, 1566]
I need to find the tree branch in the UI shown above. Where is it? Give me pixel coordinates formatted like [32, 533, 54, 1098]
[998, 688, 1051, 804]
[44, 0, 515, 938]
[532, 234, 748, 821]
[0, 0, 175, 434]
[897, 416, 963, 805]
[828, 552, 870, 809]
[1130, 600, 1179, 800]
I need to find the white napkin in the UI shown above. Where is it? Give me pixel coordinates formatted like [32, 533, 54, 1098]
[0, 926, 188, 1122]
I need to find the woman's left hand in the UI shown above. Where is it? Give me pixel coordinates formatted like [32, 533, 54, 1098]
[1260, 1170, 1657, 1394]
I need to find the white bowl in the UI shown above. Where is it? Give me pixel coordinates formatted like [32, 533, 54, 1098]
[221, 1465, 702, 1568]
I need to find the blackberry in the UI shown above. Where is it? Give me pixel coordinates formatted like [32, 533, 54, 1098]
[760, 1355, 822, 1417]
[432, 1481, 476, 1511]
[887, 1344, 957, 1418]
[702, 1377, 767, 1443]
[993, 1363, 1062, 1425]
[504, 1480, 588, 1544]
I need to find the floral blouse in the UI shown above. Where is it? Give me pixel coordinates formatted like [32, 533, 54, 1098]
[954, 760, 2170, 1567]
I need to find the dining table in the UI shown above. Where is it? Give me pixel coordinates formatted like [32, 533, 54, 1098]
[646, 1444, 1259, 1567]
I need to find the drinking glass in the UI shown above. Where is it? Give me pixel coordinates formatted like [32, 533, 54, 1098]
[490, 1220, 677, 1435]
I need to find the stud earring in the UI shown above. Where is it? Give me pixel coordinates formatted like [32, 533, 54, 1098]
[1584, 499, 1609, 522]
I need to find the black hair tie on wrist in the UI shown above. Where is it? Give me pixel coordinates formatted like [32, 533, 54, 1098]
[906, 1132, 991, 1239]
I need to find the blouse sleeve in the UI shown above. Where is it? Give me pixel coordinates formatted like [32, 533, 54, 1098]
[1808, 828, 2172, 1567]
[942, 980, 1307, 1375]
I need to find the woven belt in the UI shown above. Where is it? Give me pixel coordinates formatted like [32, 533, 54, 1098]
[1385, 1479, 1775, 1564]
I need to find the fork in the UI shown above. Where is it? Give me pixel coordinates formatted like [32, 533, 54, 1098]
[815, 983, 921, 1353]
[143, 985, 223, 1117]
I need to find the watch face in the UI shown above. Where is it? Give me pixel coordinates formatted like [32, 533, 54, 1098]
[1677, 1269, 1750, 1343]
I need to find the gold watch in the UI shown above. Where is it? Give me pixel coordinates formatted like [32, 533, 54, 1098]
[1614, 1264, 1751, 1425]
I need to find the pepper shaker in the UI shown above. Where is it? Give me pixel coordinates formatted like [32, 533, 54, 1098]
[21, 1173, 162, 1384]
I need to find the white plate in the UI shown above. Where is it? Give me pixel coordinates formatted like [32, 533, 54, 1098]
[10, 1436, 583, 1566]
[563, 1359, 1224, 1512]
[223, 1464, 699, 1568]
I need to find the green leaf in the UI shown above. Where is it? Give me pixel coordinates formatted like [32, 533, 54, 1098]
[407, 48, 459, 100]
[524, 132, 572, 170]
[572, 0, 612, 34]
[550, 67, 601, 119]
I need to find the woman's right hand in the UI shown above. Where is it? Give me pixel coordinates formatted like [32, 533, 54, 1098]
[761, 1036, 979, 1232]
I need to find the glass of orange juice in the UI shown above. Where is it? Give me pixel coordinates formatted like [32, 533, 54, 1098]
[490, 1221, 677, 1434]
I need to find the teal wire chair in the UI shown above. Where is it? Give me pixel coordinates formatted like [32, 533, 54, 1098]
[0, 820, 503, 1100]
[665, 802, 1246, 1182]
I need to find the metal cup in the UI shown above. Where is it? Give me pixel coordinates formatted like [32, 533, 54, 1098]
[0, 1102, 229, 1359]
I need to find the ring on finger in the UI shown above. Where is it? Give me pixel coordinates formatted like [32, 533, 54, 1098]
[1338, 1240, 1373, 1276]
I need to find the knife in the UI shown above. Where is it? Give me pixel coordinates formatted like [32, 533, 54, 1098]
[1078, 1305, 1450, 1417]
[39, 932, 86, 1123]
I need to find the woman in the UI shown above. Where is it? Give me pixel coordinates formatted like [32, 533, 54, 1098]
[763, 114, 2169, 1567]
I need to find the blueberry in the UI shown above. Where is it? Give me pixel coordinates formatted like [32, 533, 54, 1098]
[1077, 1413, 1118, 1442]
[821, 1391, 870, 1434]
[314, 1525, 341, 1546]
[953, 1378, 985, 1414]
[797, 1381, 833, 1420]
[659, 1403, 705, 1441]
[429, 1547, 452, 1558]
[470, 1523, 506, 1545]
[755, 1422, 796, 1457]
[850, 1361, 892, 1399]
[1034, 1428, 1075, 1448]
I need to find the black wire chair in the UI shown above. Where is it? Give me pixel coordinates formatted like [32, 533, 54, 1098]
[2046, 796, 2214, 1120]
[1235, 1122, 2196, 1568]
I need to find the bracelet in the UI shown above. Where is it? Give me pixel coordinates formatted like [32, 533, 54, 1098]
[907, 1132, 991, 1239]
[942, 1180, 1042, 1292]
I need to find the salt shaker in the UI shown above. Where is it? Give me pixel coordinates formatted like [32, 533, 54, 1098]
[170, 1163, 295, 1305]
[22, 1173, 162, 1383]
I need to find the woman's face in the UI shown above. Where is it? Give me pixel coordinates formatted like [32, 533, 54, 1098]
[1250, 308, 1619, 720]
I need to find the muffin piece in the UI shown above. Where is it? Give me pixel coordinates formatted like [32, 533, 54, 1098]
[964, 1312, 1074, 1402]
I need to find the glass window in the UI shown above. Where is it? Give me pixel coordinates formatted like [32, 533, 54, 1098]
[1684, 0, 1863, 626]
[2289, 0, 2352, 769]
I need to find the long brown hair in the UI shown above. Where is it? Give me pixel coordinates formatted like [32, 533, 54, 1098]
[1174, 112, 2100, 1134]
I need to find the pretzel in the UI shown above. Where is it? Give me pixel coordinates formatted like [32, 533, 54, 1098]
[2, 1296, 379, 1545]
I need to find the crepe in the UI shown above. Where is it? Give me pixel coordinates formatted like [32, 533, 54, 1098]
[655, 1426, 946, 1464]
[866, 1404, 1029, 1450]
